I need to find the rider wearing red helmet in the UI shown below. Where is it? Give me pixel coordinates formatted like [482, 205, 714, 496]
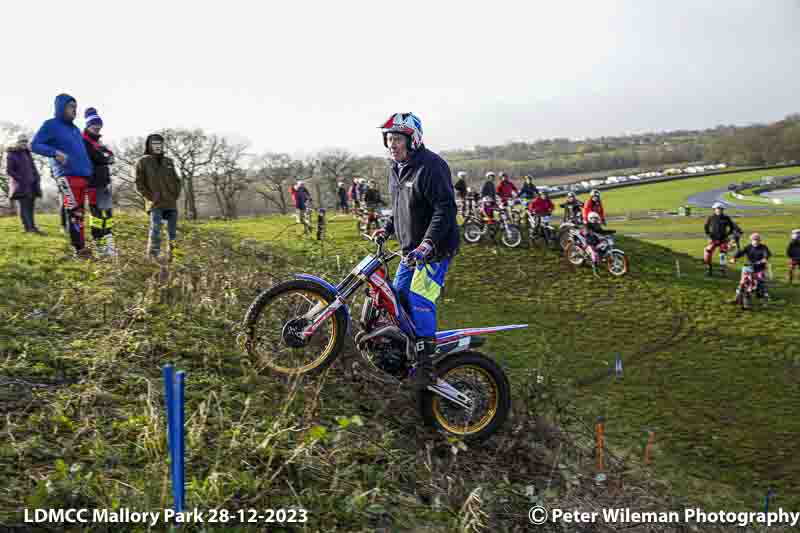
[373, 112, 460, 390]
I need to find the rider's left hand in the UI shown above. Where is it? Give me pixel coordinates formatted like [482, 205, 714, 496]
[407, 240, 434, 263]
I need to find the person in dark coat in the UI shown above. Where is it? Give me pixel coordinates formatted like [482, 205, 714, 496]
[82, 108, 116, 256]
[5, 133, 43, 234]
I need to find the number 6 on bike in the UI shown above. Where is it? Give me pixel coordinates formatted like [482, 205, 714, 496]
[242, 236, 527, 441]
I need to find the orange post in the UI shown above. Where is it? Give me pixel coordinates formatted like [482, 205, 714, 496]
[644, 431, 656, 465]
[596, 418, 605, 471]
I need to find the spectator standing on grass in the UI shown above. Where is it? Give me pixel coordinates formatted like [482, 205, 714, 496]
[82, 108, 117, 257]
[5, 133, 43, 234]
[336, 179, 349, 213]
[135, 133, 182, 262]
[291, 179, 312, 224]
[349, 178, 360, 211]
[31, 93, 94, 258]
[703, 202, 740, 277]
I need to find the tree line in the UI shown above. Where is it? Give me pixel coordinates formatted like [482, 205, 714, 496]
[0, 124, 389, 220]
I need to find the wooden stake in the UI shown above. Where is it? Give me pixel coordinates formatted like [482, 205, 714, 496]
[675, 259, 681, 278]
[644, 431, 656, 465]
[596, 417, 605, 472]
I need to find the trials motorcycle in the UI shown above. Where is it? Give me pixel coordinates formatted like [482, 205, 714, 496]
[242, 234, 527, 441]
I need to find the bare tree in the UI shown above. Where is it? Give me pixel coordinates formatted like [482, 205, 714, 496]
[110, 136, 147, 210]
[315, 149, 355, 207]
[203, 136, 252, 219]
[251, 152, 295, 214]
[160, 128, 218, 220]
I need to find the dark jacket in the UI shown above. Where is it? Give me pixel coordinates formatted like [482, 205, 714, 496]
[135, 134, 182, 211]
[293, 185, 311, 210]
[560, 199, 583, 222]
[735, 244, 771, 272]
[337, 185, 348, 201]
[30, 93, 93, 178]
[5, 146, 41, 199]
[480, 180, 496, 200]
[454, 178, 467, 196]
[787, 239, 800, 261]
[519, 182, 538, 200]
[385, 146, 459, 259]
[82, 131, 114, 188]
[364, 187, 384, 208]
[704, 214, 738, 241]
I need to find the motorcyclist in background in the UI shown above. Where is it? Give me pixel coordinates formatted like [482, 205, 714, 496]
[787, 229, 800, 283]
[560, 192, 584, 224]
[481, 172, 497, 201]
[496, 172, 518, 205]
[517, 175, 538, 206]
[582, 190, 606, 225]
[731, 232, 771, 303]
[581, 211, 616, 272]
[454, 171, 468, 216]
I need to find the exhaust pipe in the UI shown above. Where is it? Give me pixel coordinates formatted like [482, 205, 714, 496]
[357, 325, 408, 345]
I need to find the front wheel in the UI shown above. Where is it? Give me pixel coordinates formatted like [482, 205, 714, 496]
[558, 226, 574, 250]
[565, 242, 586, 266]
[463, 222, 483, 243]
[418, 351, 511, 441]
[500, 224, 522, 248]
[607, 250, 629, 276]
[242, 279, 347, 376]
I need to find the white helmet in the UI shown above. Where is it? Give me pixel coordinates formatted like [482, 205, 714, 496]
[457, 171, 467, 179]
[792, 229, 800, 237]
[486, 171, 496, 179]
[467, 187, 473, 193]
[591, 189, 600, 197]
[712, 202, 724, 210]
[587, 212, 601, 223]
[297, 180, 304, 186]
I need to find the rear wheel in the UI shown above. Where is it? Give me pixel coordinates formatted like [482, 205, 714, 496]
[463, 222, 483, 243]
[242, 279, 347, 376]
[607, 251, 629, 276]
[566, 242, 585, 266]
[418, 352, 511, 441]
[500, 224, 522, 248]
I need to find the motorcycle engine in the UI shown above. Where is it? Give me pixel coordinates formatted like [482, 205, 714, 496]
[371, 340, 408, 376]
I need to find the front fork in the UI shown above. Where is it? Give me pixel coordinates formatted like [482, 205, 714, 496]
[301, 297, 345, 338]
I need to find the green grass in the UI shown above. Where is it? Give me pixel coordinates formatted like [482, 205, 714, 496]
[599, 166, 800, 214]
[3, 207, 800, 531]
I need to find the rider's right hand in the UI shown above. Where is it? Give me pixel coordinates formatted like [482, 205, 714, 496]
[370, 228, 387, 243]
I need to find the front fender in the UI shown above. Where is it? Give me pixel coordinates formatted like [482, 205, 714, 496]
[609, 249, 626, 255]
[293, 274, 352, 334]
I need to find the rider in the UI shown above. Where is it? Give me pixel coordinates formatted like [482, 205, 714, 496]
[372, 112, 460, 390]
[787, 229, 800, 283]
[480, 171, 496, 200]
[731, 233, 771, 302]
[582, 189, 606, 225]
[496, 172, 518, 206]
[581, 212, 616, 269]
[703, 202, 740, 277]
[528, 190, 554, 219]
[454, 171, 468, 216]
[518, 175, 539, 204]
[560, 192, 584, 224]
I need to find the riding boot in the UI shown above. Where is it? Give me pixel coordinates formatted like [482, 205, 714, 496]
[411, 337, 437, 390]
[719, 264, 727, 277]
[705, 264, 712, 277]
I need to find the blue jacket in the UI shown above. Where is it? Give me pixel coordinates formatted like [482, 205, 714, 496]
[31, 94, 93, 178]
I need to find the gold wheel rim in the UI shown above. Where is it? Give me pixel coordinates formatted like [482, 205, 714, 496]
[432, 365, 499, 435]
[251, 290, 337, 375]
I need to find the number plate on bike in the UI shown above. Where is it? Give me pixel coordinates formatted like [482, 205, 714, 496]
[541, 215, 551, 223]
[352, 255, 376, 274]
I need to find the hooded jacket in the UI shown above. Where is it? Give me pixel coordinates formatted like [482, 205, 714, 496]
[480, 180, 496, 200]
[5, 145, 41, 198]
[135, 134, 181, 211]
[30, 94, 93, 178]
[496, 179, 518, 201]
[528, 196, 554, 215]
[519, 182, 539, 200]
[82, 131, 114, 188]
[384, 146, 459, 259]
[704, 213, 738, 241]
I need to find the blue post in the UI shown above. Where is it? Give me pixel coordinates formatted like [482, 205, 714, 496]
[765, 488, 773, 513]
[162, 364, 176, 511]
[615, 354, 623, 380]
[175, 371, 186, 514]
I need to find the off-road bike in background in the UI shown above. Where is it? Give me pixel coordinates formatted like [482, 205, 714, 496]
[462, 201, 523, 248]
[527, 212, 557, 249]
[242, 234, 527, 441]
[564, 228, 629, 276]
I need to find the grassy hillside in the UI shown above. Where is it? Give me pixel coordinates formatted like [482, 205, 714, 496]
[2, 209, 799, 531]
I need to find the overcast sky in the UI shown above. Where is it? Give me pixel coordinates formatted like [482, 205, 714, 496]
[3, 0, 798, 157]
